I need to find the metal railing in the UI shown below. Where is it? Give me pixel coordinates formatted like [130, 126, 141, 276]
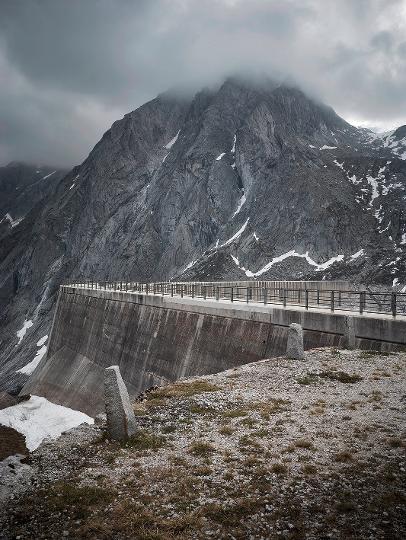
[63, 280, 406, 318]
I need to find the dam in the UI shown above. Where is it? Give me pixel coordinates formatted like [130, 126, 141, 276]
[22, 281, 406, 416]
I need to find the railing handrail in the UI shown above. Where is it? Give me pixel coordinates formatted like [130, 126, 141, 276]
[61, 280, 406, 318]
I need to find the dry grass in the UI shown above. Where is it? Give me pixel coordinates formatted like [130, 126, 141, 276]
[122, 430, 167, 451]
[334, 451, 354, 463]
[188, 441, 216, 457]
[295, 439, 315, 450]
[146, 380, 221, 400]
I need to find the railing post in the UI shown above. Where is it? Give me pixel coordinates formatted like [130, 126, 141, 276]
[192, 284, 195, 298]
[283, 289, 287, 308]
[330, 290, 335, 312]
[263, 287, 267, 305]
[231, 287, 234, 303]
[181, 285, 184, 298]
[171, 284, 174, 297]
[317, 289, 320, 305]
[203, 286, 206, 300]
[146, 283, 149, 295]
[153, 283, 156, 295]
[161, 284, 164, 297]
[360, 291, 365, 314]
[216, 286, 219, 301]
[305, 289, 309, 310]
[298, 288, 301, 304]
[246, 287, 249, 303]
[391, 292, 397, 317]
[338, 290, 342, 307]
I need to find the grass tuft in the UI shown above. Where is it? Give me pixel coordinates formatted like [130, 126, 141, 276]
[122, 430, 167, 451]
[188, 441, 216, 457]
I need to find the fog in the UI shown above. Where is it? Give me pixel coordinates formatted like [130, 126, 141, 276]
[0, 0, 405, 167]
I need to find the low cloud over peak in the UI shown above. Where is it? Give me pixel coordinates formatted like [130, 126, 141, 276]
[0, 0, 405, 167]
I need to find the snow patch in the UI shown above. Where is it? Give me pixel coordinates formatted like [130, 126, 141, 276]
[253, 232, 259, 242]
[350, 249, 364, 260]
[366, 175, 379, 205]
[333, 160, 344, 169]
[16, 345, 47, 375]
[319, 145, 337, 150]
[0, 396, 93, 451]
[3, 212, 23, 228]
[37, 335, 48, 347]
[219, 218, 249, 248]
[216, 152, 226, 161]
[232, 193, 246, 217]
[16, 320, 33, 344]
[164, 130, 180, 150]
[230, 250, 344, 278]
[41, 171, 56, 180]
[231, 134, 236, 154]
[184, 260, 197, 272]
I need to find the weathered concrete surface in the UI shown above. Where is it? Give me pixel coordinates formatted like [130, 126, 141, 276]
[286, 323, 304, 360]
[104, 366, 137, 441]
[21, 287, 406, 416]
[344, 316, 356, 350]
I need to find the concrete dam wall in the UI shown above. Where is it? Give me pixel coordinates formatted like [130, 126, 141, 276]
[22, 286, 406, 416]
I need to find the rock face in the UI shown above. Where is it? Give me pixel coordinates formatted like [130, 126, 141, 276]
[286, 323, 304, 360]
[0, 162, 66, 240]
[104, 366, 137, 441]
[0, 76, 406, 392]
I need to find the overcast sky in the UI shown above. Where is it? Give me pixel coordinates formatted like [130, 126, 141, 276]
[1, 0, 405, 168]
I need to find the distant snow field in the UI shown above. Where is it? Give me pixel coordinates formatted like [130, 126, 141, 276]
[0, 396, 94, 451]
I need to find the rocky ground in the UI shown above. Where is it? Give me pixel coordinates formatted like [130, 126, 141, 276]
[1, 347, 405, 539]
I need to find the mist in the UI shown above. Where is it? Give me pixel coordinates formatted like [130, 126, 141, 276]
[0, 0, 405, 167]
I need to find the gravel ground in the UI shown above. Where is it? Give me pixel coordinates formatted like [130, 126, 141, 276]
[1, 347, 405, 539]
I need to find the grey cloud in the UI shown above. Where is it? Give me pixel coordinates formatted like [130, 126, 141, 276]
[0, 0, 405, 167]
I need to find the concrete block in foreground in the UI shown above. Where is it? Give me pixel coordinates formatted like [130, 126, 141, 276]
[286, 323, 304, 360]
[104, 366, 137, 441]
[343, 316, 356, 350]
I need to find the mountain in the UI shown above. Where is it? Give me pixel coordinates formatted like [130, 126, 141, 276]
[0, 77, 405, 395]
[0, 163, 67, 239]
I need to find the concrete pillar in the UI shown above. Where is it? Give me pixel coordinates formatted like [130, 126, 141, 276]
[343, 316, 355, 350]
[104, 365, 137, 441]
[286, 323, 304, 360]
